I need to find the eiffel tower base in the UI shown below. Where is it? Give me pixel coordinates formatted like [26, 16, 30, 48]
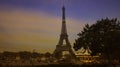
[53, 45, 76, 63]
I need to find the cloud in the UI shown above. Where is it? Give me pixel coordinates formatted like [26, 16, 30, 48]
[0, 8, 86, 53]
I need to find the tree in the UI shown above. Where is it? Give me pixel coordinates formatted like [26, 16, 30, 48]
[2, 51, 16, 60]
[44, 52, 51, 58]
[73, 18, 120, 58]
[31, 52, 40, 58]
[19, 51, 31, 60]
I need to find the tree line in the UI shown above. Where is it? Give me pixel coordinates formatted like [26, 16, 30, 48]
[0, 51, 52, 60]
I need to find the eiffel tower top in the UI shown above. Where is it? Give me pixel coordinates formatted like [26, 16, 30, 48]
[62, 6, 65, 21]
[61, 5, 67, 35]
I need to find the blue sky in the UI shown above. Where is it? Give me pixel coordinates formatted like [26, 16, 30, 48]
[0, 0, 120, 53]
[1, 0, 120, 20]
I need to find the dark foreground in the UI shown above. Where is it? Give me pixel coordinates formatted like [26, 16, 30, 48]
[35, 64, 108, 67]
[0, 64, 109, 67]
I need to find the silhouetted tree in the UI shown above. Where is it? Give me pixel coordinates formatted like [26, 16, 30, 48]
[73, 18, 120, 59]
[45, 52, 51, 59]
[2, 51, 16, 60]
[31, 52, 40, 58]
[19, 51, 31, 60]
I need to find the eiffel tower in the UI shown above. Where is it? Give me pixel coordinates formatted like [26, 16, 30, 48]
[53, 6, 75, 59]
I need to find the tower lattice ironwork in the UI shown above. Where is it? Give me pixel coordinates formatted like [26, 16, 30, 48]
[53, 6, 75, 59]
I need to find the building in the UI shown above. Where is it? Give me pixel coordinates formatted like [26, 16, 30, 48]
[75, 47, 103, 64]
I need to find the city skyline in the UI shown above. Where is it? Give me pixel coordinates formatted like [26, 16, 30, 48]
[0, 0, 120, 53]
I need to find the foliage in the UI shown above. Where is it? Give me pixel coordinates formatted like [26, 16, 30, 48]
[31, 52, 40, 58]
[44, 52, 51, 58]
[73, 18, 120, 57]
[19, 51, 31, 60]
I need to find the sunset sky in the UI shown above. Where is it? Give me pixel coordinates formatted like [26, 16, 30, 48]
[0, 0, 120, 53]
